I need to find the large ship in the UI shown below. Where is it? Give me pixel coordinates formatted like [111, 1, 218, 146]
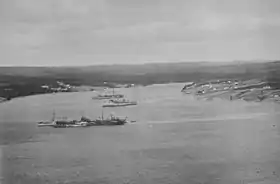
[37, 109, 130, 127]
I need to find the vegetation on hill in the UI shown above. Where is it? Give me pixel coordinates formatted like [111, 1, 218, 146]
[0, 61, 279, 100]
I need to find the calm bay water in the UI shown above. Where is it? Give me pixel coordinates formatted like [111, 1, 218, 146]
[1, 83, 280, 184]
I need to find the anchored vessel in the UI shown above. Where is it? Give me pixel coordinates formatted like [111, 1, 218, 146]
[37, 111, 93, 128]
[92, 88, 124, 100]
[37, 108, 129, 127]
[102, 98, 137, 107]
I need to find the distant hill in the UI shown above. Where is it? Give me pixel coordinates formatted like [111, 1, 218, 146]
[0, 60, 280, 99]
[0, 60, 276, 76]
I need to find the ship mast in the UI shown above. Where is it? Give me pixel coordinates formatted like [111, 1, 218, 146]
[101, 107, 104, 120]
[51, 109, 56, 122]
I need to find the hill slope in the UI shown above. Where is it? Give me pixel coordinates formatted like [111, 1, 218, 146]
[0, 61, 279, 99]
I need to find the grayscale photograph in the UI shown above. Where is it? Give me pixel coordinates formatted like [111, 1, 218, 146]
[1, 0, 280, 183]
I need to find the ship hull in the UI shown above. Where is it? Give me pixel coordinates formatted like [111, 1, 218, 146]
[92, 95, 124, 100]
[37, 124, 55, 127]
[53, 124, 88, 128]
[93, 119, 127, 126]
[37, 121, 55, 127]
[102, 103, 137, 107]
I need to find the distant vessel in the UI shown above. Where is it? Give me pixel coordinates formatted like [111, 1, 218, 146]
[92, 88, 124, 100]
[109, 98, 137, 104]
[102, 102, 137, 107]
[38, 108, 129, 127]
[37, 111, 93, 128]
[37, 121, 55, 127]
[102, 98, 137, 107]
[92, 94, 124, 100]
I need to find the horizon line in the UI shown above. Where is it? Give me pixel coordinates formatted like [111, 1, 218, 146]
[0, 59, 277, 67]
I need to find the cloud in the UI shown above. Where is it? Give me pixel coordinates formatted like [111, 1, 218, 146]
[0, 0, 280, 66]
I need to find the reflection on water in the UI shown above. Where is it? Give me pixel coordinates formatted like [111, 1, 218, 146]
[1, 83, 280, 184]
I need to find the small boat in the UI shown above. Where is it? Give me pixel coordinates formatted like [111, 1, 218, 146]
[37, 110, 56, 127]
[92, 88, 124, 100]
[37, 121, 55, 127]
[109, 98, 137, 104]
[92, 94, 124, 100]
[181, 82, 195, 92]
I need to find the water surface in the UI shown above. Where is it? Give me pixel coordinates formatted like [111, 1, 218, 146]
[1, 83, 280, 184]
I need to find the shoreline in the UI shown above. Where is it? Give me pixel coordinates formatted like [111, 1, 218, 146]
[181, 78, 280, 104]
[0, 85, 108, 103]
[0, 82, 181, 103]
[2, 80, 280, 105]
[0, 83, 150, 103]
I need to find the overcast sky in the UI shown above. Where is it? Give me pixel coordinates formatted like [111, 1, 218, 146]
[0, 0, 280, 66]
